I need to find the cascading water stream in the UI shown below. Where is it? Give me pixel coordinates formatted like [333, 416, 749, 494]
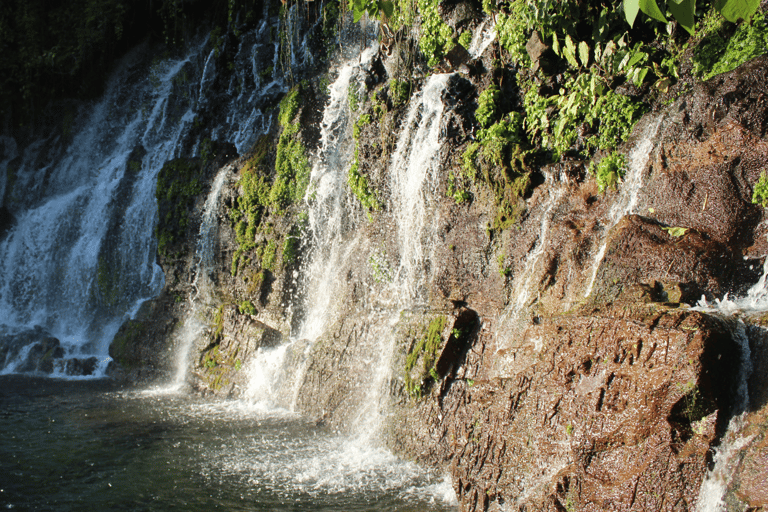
[0, 40, 213, 377]
[239, 44, 380, 413]
[390, 73, 451, 305]
[691, 249, 768, 510]
[583, 114, 665, 298]
[695, 319, 754, 511]
[168, 163, 235, 390]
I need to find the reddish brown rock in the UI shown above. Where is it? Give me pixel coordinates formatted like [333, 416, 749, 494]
[590, 214, 748, 304]
[393, 307, 742, 511]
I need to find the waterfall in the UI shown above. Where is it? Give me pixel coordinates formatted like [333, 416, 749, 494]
[168, 164, 234, 389]
[692, 258, 766, 510]
[0, 10, 296, 378]
[0, 40, 210, 377]
[390, 73, 451, 305]
[298, 46, 379, 342]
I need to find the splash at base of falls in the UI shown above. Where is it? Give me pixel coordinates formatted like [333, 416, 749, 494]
[0, 377, 457, 512]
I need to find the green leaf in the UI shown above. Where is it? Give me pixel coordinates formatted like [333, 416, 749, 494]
[578, 41, 590, 67]
[353, 7, 365, 22]
[617, 51, 631, 71]
[552, 32, 560, 56]
[594, 43, 603, 64]
[624, 0, 640, 26]
[669, 0, 696, 34]
[627, 49, 647, 68]
[634, 66, 650, 86]
[378, 0, 394, 18]
[639, 0, 667, 22]
[714, 0, 761, 22]
[564, 35, 579, 68]
[662, 226, 689, 237]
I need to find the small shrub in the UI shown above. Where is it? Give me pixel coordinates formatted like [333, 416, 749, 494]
[418, 0, 454, 67]
[693, 9, 768, 80]
[590, 151, 627, 193]
[753, 171, 768, 207]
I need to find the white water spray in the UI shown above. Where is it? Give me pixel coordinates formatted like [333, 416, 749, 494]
[390, 73, 451, 305]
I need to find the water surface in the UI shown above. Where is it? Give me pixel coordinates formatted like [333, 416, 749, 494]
[0, 376, 456, 511]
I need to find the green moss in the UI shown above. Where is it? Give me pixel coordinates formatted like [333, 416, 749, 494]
[389, 79, 411, 108]
[353, 113, 372, 140]
[238, 300, 256, 315]
[271, 87, 310, 212]
[404, 315, 447, 399]
[476, 85, 501, 129]
[458, 30, 472, 49]
[348, 147, 381, 217]
[478, 113, 525, 166]
[261, 240, 278, 271]
[369, 251, 393, 282]
[348, 82, 362, 112]
[270, 131, 309, 208]
[155, 158, 202, 257]
[278, 87, 300, 127]
[462, 142, 480, 181]
[282, 225, 301, 265]
[693, 9, 768, 80]
[213, 304, 225, 341]
[199, 137, 216, 166]
[447, 171, 471, 204]
[753, 170, 768, 207]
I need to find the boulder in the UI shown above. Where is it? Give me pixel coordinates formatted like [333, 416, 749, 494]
[0, 326, 64, 374]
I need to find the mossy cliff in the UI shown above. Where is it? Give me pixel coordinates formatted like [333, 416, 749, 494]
[98, 0, 768, 509]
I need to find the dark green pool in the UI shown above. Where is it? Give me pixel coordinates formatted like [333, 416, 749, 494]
[0, 376, 457, 511]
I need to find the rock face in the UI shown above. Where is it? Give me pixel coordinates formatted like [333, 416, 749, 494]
[391, 306, 743, 511]
[377, 54, 768, 510]
[107, 10, 768, 511]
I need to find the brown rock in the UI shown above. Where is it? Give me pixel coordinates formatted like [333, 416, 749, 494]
[393, 307, 743, 511]
[590, 214, 737, 304]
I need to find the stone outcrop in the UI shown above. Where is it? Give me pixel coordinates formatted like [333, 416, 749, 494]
[381, 51, 768, 512]
[392, 305, 742, 511]
[105, 8, 768, 511]
[0, 326, 63, 374]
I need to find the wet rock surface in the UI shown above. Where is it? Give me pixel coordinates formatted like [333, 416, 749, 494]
[383, 55, 768, 511]
[0, 326, 63, 374]
[103, 15, 768, 510]
[393, 306, 742, 511]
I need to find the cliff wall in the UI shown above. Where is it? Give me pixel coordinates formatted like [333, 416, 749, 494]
[104, 3, 768, 510]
